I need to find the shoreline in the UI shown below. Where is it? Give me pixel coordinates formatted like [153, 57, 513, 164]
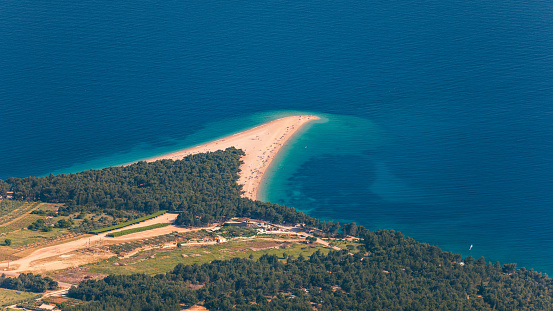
[144, 115, 319, 200]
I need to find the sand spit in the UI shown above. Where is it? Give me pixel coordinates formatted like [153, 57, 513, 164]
[0, 116, 318, 273]
[145, 115, 319, 200]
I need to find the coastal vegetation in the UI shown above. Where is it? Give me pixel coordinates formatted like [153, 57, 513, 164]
[65, 231, 553, 310]
[0, 148, 319, 229]
[0, 273, 57, 293]
[2, 148, 553, 310]
[79, 239, 329, 276]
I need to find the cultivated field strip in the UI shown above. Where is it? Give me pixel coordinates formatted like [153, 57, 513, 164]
[0, 202, 41, 226]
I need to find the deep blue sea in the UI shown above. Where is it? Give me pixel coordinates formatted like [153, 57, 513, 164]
[1, 1, 552, 274]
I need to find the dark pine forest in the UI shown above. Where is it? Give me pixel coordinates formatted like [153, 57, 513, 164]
[2, 148, 553, 310]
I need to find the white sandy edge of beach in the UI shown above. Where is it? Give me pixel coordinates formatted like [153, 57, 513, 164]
[0, 115, 319, 273]
[145, 115, 319, 200]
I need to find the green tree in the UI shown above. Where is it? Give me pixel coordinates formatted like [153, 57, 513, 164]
[503, 263, 517, 274]
[344, 222, 358, 236]
[4, 239, 11, 246]
[55, 218, 73, 228]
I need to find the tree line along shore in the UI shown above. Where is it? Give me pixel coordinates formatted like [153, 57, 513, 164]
[1, 148, 553, 310]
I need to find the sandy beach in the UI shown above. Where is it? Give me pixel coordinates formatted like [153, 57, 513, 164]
[0, 115, 319, 274]
[145, 115, 319, 200]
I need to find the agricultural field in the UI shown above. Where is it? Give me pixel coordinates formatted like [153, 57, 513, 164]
[0, 287, 37, 307]
[68, 211, 134, 234]
[69, 238, 332, 276]
[89, 210, 167, 234]
[106, 223, 169, 237]
[0, 200, 27, 224]
[1, 228, 75, 249]
[0, 202, 61, 230]
[0, 214, 44, 235]
[44, 227, 350, 284]
[0, 202, 359, 293]
[0, 202, 84, 261]
[0, 202, 51, 230]
[0, 203, 136, 254]
[107, 230, 211, 255]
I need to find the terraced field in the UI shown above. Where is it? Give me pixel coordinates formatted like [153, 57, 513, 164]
[1, 214, 44, 234]
[0, 202, 80, 259]
[0, 201, 40, 227]
[0, 202, 61, 231]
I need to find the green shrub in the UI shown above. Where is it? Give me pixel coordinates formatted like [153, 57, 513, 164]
[106, 223, 170, 237]
[90, 211, 167, 234]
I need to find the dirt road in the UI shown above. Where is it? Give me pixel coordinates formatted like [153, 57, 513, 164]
[1, 214, 338, 273]
[0, 213, 184, 272]
[263, 224, 342, 251]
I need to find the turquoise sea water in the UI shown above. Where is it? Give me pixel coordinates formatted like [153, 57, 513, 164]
[2, 1, 552, 274]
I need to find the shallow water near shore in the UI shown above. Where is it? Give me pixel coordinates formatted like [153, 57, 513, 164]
[2, 0, 552, 274]
[261, 110, 553, 275]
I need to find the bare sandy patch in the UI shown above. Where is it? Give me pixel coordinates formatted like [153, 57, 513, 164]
[50, 267, 109, 285]
[186, 306, 209, 311]
[25, 251, 112, 274]
[0, 213, 178, 272]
